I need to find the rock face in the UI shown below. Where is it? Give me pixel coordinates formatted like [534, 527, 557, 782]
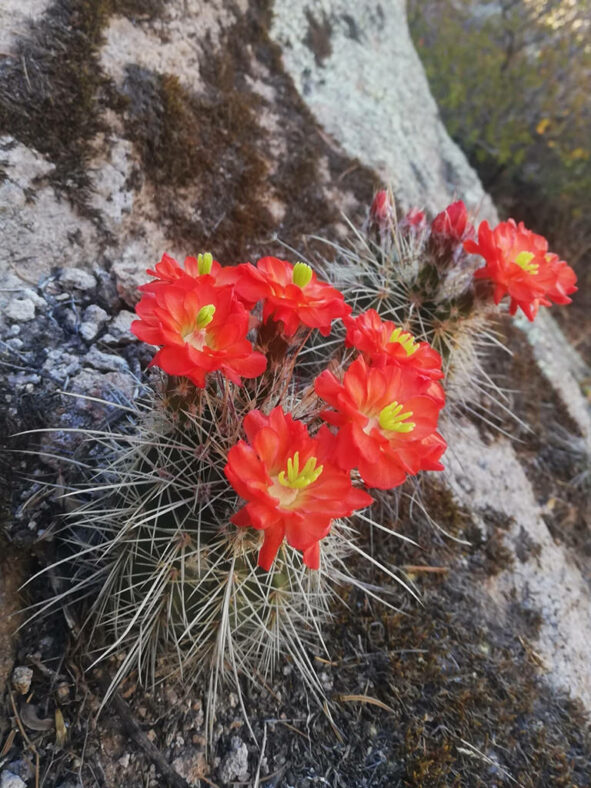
[0, 0, 590, 782]
[271, 0, 497, 219]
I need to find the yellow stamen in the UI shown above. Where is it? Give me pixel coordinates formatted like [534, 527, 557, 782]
[514, 251, 539, 275]
[197, 252, 213, 276]
[278, 451, 323, 489]
[389, 327, 419, 356]
[195, 304, 215, 328]
[378, 401, 416, 433]
[292, 262, 313, 288]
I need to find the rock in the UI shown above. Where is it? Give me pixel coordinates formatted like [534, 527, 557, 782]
[270, 0, 497, 219]
[55, 682, 70, 702]
[0, 138, 99, 284]
[445, 420, 591, 707]
[79, 305, 109, 342]
[2, 761, 33, 783]
[5, 298, 35, 322]
[219, 736, 249, 784]
[68, 368, 136, 410]
[101, 310, 137, 345]
[42, 350, 81, 383]
[0, 771, 27, 788]
[0, 0, 51, 54]
[171, 749, 208, 786]
[11, 666, 33, 695]
[83, 346, 130, 374]
[59, 268, 96, 292]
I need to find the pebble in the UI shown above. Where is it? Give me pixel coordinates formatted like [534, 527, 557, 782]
[5, 298, 35, 322]
[101, 310, 137, 345]
[11, 666, 33, 695]
[83, 346, 130, 373]
[79, 304, 109, 341]
[219, 736, 249, 784]
[42, 349, 81, 382]
[0, 772, 27, 788]
[59, 268, 96, 291]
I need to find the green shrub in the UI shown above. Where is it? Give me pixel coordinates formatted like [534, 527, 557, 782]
[409, 0, 591, 265]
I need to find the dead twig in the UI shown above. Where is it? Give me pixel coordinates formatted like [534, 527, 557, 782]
[105, 686, 191, 788]
[335, 694, 396, 714]
[8, 690, 40, 788]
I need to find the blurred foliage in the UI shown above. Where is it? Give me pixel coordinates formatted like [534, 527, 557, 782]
[408, 0, 591, 266]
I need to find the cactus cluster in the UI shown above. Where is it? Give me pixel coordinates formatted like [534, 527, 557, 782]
[34, 192, 576, 735]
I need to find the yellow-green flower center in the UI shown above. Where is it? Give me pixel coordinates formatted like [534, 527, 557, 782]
[514, 251, 539, 275]
[195, 304, 215, 329]
[292, 262, 313, 288]
[389, 327, 419, 356]
[378, 401, 416, 433]
[278, 451, 323, 489]
[182, 304, 216, 349]
[197, 252, 213, 275]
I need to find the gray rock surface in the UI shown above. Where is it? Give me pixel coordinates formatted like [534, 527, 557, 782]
[271, 0, 497, 219]
[0, 771, 27, 788]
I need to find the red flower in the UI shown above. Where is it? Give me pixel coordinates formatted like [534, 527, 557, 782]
[233, 257, 350, 337]
[131, 279, 266, 387]
[140, 252, 243, 296]
[464, 219, 558, 320]
[225, 407, 372, 570]
[344, 309, 444, 381]
[544, 253, 578, 305]
[315, 357, 446, 489]
[431, 200, 474, 243]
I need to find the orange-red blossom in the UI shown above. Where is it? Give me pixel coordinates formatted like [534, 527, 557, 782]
[224, 407, 373, 570]
[131, 277, 266, 388]
[465, 219, 577, 320]
[315, 356, 446, 490]
[233, 256, 351, 337]
[344, 309, 444, 381]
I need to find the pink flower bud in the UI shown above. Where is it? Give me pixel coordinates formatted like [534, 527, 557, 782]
[370, 190, 393, 227]
[404, 207, 427, 229]
[431, 200, 474, 243]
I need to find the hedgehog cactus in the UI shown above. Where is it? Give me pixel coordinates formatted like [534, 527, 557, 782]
[322, 191, 577, 412]
[40, 197, 576, 737]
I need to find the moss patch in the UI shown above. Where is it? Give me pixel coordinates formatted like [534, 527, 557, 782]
[0, 0, 166, 229]
[118, 1, 376, 262]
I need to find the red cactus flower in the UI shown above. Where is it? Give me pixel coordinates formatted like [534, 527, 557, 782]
[464, 219, 559, 320]
[233, 257, 350, 337]
[131, 280, 266, 387]
[140, 252, 244, 296]
[315, 357, 446, 489]
[431, 200, 474, 243]
[544, 253, 578, 305]
[344, 309, 444, 381]
[225, 407, 373, 570]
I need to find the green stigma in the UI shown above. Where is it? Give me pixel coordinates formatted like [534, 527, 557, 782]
[292, 262, 313, 288]
[197, 252, 213, 276]
[378, 401, 416, 433]
[278, 451, 323, 489]
[514, 251, 539, 275]
[195, 304, 215, 328]
[389, 327, 419, 356]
